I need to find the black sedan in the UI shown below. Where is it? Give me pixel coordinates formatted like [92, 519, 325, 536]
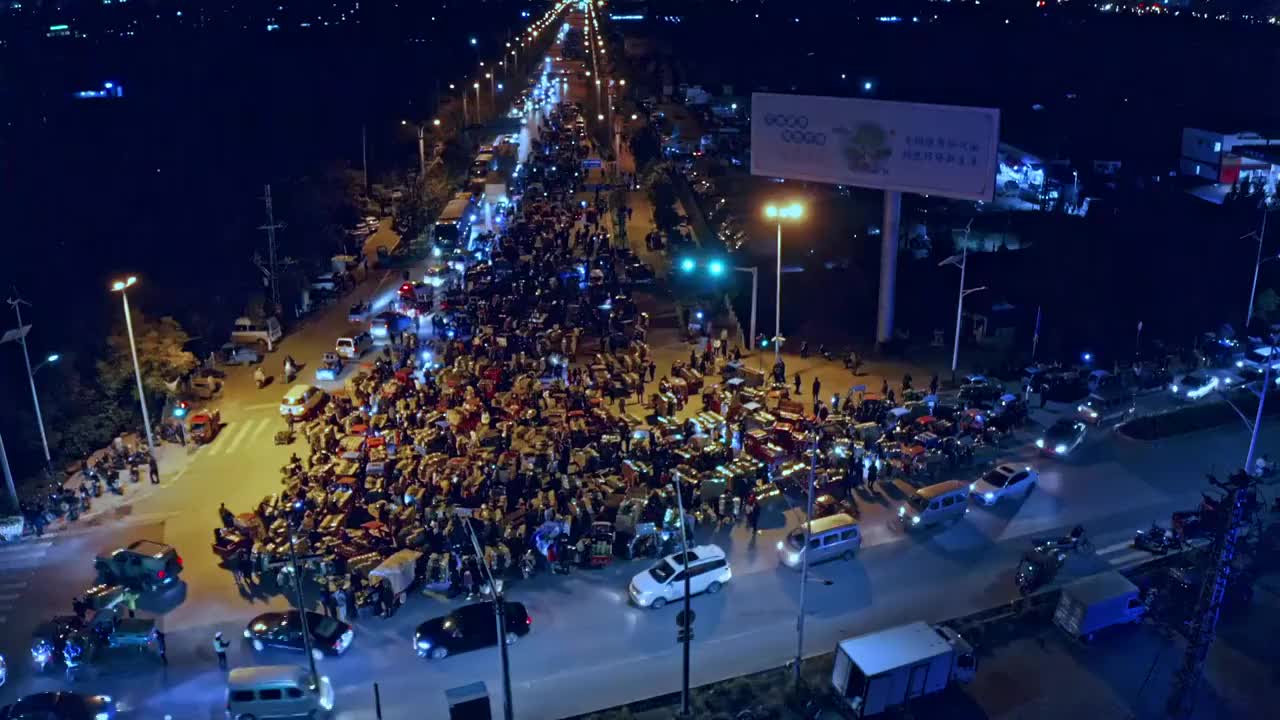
[414, 601, 531, 660]
[244, 611, 354, 658]
[0, 692, 115, 720]
[1036, 419, 1088, 457]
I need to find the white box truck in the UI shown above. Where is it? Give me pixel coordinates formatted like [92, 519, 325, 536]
[1053, 570, 1146, 641]
[831, 621, 976, 717]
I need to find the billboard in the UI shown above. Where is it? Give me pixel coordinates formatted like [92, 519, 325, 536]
[750, 93, 1000, 202]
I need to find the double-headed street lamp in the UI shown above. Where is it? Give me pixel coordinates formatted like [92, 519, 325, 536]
[763, 202, 805, 362]
[940, 242, 986, 380]
[4, 295, 60, 467]
[111, 276, 156, 455]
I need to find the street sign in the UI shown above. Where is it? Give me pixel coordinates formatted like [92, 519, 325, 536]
[582, 158, 602, 169]
[676, 609, 696, 628]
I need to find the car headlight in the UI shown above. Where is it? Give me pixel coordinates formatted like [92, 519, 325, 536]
[95, 714, 110, 720]
[775, 541, 784, 550]
[911, 516, 920, 525]
[788, 552, 800, 564]
[898, 506, 906, 516]
[1035, 438, 1045, 448]
[416, 639, 431, 650]
[1055, 444, 1068, 454]
[244, 629, 252, 638]
[1170, 385, 1179, 393]
[984, 492, 995, 501]
[969, 482, 977, 491]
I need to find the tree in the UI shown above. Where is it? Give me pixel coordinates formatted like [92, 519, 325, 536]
[629, 125, 662, 172]
[97, 311, 198, 402]
[1255, 287, 1280, 324]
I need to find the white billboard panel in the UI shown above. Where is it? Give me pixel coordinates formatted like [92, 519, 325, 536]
[750, 93, 1000, 202]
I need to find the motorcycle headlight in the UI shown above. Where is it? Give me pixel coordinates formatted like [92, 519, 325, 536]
[898, 506, 906, 516]
[775, 541, 784, 550]
[416, 639, 431, 650]
[1035, 438, 1045, 448]
[911, 516, 920, 525]
[1055, 444, 1068, 455]
[969, 482, 977, 491]
[983, 492, 995, 501]
[244, 629, 252, 638]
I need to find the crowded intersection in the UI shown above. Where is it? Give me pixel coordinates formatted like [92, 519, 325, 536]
[0, 7, 1273, 720]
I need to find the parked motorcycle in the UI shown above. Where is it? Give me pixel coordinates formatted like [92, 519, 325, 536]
[1133, 523, 1181, 554]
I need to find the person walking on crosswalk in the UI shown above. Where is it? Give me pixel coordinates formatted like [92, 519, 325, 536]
[213, 632, 230, 669]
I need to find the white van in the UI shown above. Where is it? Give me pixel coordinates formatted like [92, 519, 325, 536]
[231, 316, 283, 352]
[335, 333, 372, 360]
[778, 513, 861, 568]
[226, 665, 334, 719]
[629, 544, 731, 609]
[898, 480, 970, 530]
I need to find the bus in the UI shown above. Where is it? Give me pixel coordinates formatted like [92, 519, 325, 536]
[433, 194, 473, 248]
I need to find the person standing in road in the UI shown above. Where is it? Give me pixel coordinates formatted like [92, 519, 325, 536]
[866, 458, 879, 487]
[213, 632, 230, 669]
[794, 372, 802, 395]
[176, 423, 186, 446]
[148, 455, 160, 485]
[929, 374, 939, 396]
[155, 629, 167, 664]
[747, 499, 762, 535]
[321, 588, 337, 618]
[812, 376, 821, 401]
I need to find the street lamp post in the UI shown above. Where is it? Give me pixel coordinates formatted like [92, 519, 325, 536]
[1244, 205, 1272, 329]
[5, 296, 54, 467]
[462, 516, 514, 720]
[763, 202, 805, 362]
[474, 82, 482, 122]
[940, 226, 986, 381]
[110, 277, 156, 455]
[486, 72, 495, 101]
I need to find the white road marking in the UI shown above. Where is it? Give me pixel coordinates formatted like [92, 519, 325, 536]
[0, 593, 19, 601]
[245, 403, 282, 411]
[0, 581, 27, 590]
[1095, 539, 1134, 555]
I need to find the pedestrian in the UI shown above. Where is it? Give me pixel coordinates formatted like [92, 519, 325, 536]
[880, 379, 889, 397]
[866, 459, 879, 487]
[462, 569, 476, 599]
[747, 500, 762, 534]
[852, 458, 864, 490]
[812, 376, 821, 400]
[333, 587, 349, 623]
[176, 423, 186, 446]
[125, 589, 138, 618]
[156, 629, 167, 664]
[794, 372, 802, 395]
[929, 374, 939, 396]
[321, 588, 337, 618]
[148, 455, 160, 485]
[213, 632, 230, 669]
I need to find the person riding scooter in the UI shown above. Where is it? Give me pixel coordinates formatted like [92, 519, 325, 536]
[253, 366, 267, 389]
[283, 355, 297, 383]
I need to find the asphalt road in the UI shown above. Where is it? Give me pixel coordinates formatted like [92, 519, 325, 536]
[2, 12, 1275, 720]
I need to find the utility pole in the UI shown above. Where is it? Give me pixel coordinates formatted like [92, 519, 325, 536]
[671, 482, 693, 719]
[1244, 200, 1272, 330]
[0, 430, 17, 513]
[462, 516, 514, 720]
[1165, 470, 1254, 719]
[259, 185, 286, 316]
[6, 293, 51, 467]
[361, 124, 369, 194]
[284, 516, 320, 686]
[794, 431, 817, 689]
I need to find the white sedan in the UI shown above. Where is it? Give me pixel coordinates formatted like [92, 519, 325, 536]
[970, 464, 1039, 505]
[1170, 373, 1219, 401]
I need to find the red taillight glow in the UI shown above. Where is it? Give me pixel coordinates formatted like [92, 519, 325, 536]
[525, 616, 531, 625]
[157, 570, 166, 579]
[176, 556, 183, 567]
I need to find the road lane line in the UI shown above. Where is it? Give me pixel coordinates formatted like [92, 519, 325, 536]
[0, 593, 19, 601]
[244, 403, 281, 411]
[0, 582, 27, 590]
[222, 422, 253, 455]
[1106, 550, 1151, 567]
[0, 541, 51, 555]
[1095, 539, 1133, 555]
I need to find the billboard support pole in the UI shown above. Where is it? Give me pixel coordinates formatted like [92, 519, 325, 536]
[876, 191, 901, 346]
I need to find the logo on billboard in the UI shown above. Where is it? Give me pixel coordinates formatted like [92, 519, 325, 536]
[832, 123, 893, 174]
[764, 113, 826, 146]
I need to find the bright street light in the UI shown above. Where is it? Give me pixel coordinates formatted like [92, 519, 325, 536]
[762, 202, 805, 361]
[34, 353, 60, 373]
[110, 276, 155, 454]
[433, 118, 441, 126]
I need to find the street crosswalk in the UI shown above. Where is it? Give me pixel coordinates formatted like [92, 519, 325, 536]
[200, 416, 277, 456]
[0, 540, 50, 625]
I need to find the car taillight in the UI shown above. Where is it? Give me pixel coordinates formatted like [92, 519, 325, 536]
[157, 570, 166, 579]
[525, 616, 531, 625]
[175, 556, 183, 567]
